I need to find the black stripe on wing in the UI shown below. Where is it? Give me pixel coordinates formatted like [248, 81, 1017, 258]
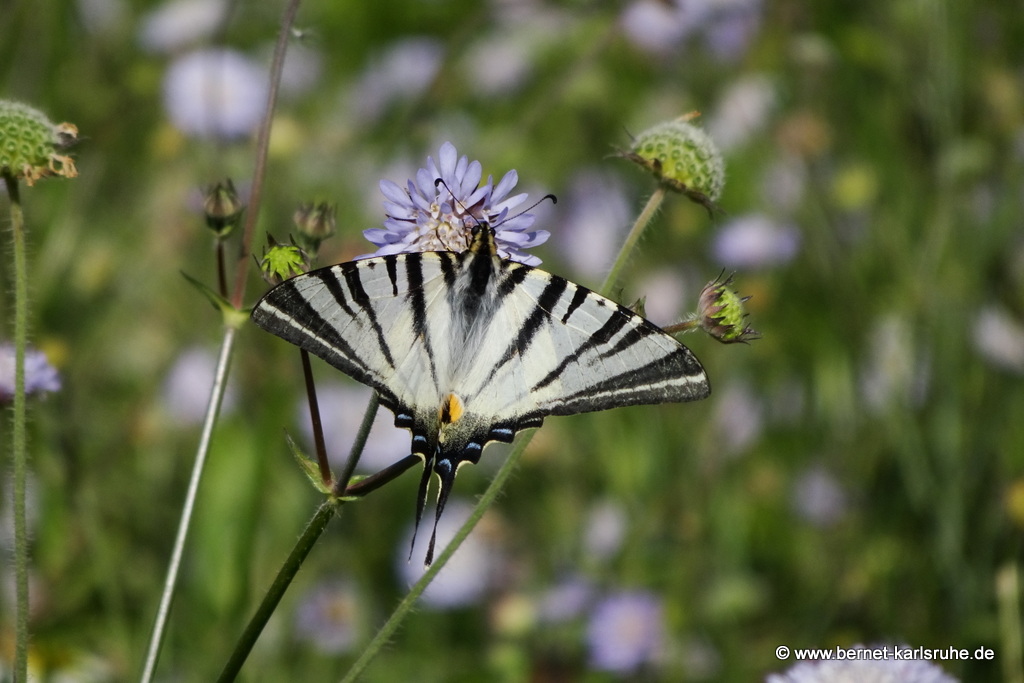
[336, 262, 396, 369]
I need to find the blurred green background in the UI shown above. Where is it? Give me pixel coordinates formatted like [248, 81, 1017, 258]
[3, 0, 1024, 680]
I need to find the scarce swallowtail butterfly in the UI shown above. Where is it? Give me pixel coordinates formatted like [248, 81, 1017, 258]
[252, 224, 710, 565]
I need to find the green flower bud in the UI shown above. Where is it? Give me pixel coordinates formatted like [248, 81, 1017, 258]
[624, 113, 724, 212]
[697, 273, 759, 344]
[203, 179, 244, 237]
[293, 201, 336, 256]
[259, 236, 309, 285]
[0, 99, 78, 186]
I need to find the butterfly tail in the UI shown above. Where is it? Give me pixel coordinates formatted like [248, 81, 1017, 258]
[424, 456, 461, 567]
[408, 451, 435, 561]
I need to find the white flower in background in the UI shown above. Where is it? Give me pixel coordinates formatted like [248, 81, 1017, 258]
[163, 48, 268, 139]
[396, 499, 501, 609]
[350, 38, 444, 123]
[586, 591, 666, 674]
[792, 465, 848, 527]
[860, 314, 930, 411]
[77, 0, 125, 35]
[557, 169, 630, 280]
[708, 74, 777, 152]
[583, 499, 628, 560]
[293, 578, 362, 654]
[296, 383, 409, 474]
[711, 214, 800, 269]
[463, 32, 535, 97]
[139, 0, 228, 53]
[634, 268, 689, 326]
[973, 305, 1024, 374]
[767, 645, 959, 682]
[760, 156, 808, 212]
[161, 346, 236, 424]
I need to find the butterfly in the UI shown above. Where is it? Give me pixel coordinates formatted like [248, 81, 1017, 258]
[252, 224, 710, 564]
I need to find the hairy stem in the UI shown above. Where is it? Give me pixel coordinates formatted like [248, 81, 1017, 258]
[599, 184, 667, 295]
[5, 173, 30, 683]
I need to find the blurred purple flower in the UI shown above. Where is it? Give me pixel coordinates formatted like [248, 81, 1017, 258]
[161, 346, 236, 424]
[708, 75, 778, 152]
[396, 499, 501, 609]
[163, 48, 268, 139]
[710, 380, 764, 456]
[586, 591, 666, 674]
[767, 645, 959, 682]
[0, 344, 60, 402]
[350, 38, 443, 122]
[792, 465, 848, 527]
[364, 141, 549, 265]
[296, 383, 410, 473]
[711, 214, 800, 269]
[557, 169, 629, 280]
[294, 578, 362, 654]
[583, 500, 628, 560]
[139, 0, 227, 53]
[620, 0, 762, 60]
[537, 576, 594, 624]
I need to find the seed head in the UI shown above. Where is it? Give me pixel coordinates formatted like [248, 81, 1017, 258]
[0, 100, 78, 186]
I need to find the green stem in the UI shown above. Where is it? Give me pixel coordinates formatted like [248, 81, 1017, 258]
[5, 173, 30, 683]
[216, 500, 338, 682]
[599, 185, 667, 296]
[339, 432, 533, 683]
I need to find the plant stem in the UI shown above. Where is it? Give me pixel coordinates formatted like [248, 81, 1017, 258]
[5, 173, 30, 683]
[599, 184, 667, 295]
[139, 1, 301, 678]
[339, 432, 533, 683]
[216, 500, 338, 682]
[140, 327, 237, 682]
[334, 392, 380, 497]
[300, 349, 332, 488]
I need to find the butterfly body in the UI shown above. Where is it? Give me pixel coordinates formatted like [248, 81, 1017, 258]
[252, 226, 710, 563]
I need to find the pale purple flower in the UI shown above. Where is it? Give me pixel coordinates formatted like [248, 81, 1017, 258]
[0, 344, 60, 401]
[708, 75, 778, 153]
[620, 0, 762, 59]
[161, 346, 236, 424]
[350, 38, 443, 122]
[557, 169, 629, 279]
[586, 591, 666, 674]
[396, 499, 501, 609]
[767, 645, 959, 683]
[139, 0, 228, 53]
[294, 578, 362, 654]
[163, 48, 269, 139]
[860, 314, 931, 411]
[711, 214, 800, 269]
[537, 576, 594, 624]
[711, 380, 763, 456]
[364, 142, 549, 265]
[296, 383, 410, 474]
[792, 465, 848, 527]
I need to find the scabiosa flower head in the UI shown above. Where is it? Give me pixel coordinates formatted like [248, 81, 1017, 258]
[696, 273, 759, 344]
[363, 142, 550, 265]
[0, 344, 61, 402]
[766, 645, 959, 683]
[624, 113, 725, 212]
[586, 591, 665, 674]
[0, 100, 78, 186]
